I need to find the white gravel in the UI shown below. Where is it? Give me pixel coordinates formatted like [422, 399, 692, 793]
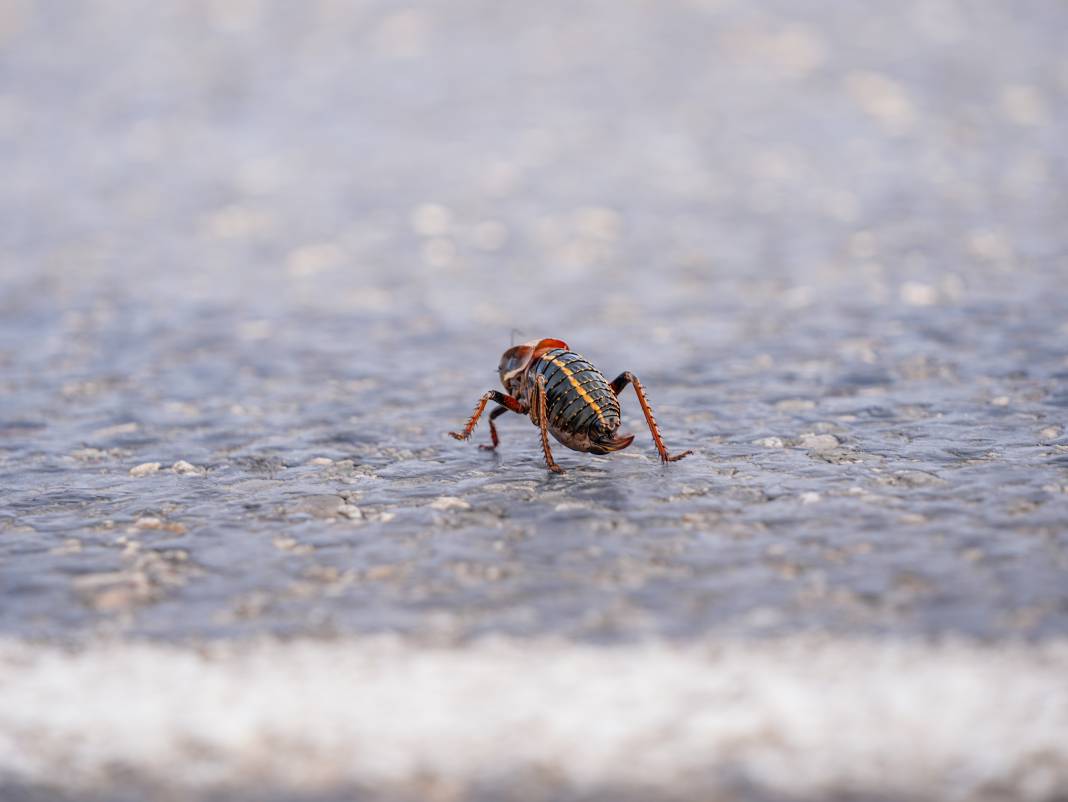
[1, 636, 1066, 800]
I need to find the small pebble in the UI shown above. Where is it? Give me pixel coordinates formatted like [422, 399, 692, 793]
[755, 437, 786, 448]
[130, 516, 187, 534]
[430, 496, 471, 511]
[309, 457, 334, 466]
[273, 536, 313, 554]
[554, 502, 588, 512]
[800, 492, 821, 504]
[71, 448, 107, 461]
[129, 462, 161, 477]
[799, 433, 839, 451]
[338, 504, 363, 520]
[172, 460, 202, 475]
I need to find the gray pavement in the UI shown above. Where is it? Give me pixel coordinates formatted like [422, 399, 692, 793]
[1, 1, 1068, 800]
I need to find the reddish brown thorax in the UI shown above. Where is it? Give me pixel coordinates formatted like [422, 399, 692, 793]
[497, 338, 568, 396]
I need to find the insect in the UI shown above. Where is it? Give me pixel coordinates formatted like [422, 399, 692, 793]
[449, 338, 692, 473]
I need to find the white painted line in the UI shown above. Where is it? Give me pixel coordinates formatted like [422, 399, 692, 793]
[1, 637, 1066, 799]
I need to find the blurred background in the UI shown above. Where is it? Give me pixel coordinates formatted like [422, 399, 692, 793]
[1, 1, 1067, 800]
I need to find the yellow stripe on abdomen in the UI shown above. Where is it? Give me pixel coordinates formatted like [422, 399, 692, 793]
[550, 357, 607, 425]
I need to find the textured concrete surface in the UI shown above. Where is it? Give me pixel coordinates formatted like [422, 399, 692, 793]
[1, 1, 1068, 800]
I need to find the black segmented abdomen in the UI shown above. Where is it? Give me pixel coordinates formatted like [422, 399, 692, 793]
[531, 349, 620, 435]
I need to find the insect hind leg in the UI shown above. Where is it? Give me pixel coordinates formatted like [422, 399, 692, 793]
[610, 371, 693, 463]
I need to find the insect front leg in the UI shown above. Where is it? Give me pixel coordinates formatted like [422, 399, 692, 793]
[610, 372, 693, 463]
[478, 405, 510, 451]
[449, 391, 525, 442]
[534, 374, 564, 474]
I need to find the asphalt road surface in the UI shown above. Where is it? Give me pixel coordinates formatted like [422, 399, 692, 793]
[1, 1, 1067, 800]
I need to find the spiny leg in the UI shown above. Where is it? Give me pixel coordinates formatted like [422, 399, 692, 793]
[610, 371, 693, 463]
[535, 374, 564, 474]
[449, 391, 524, 441]
[478, 405, 510, 451]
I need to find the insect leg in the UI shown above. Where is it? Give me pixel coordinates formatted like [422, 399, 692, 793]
[535, 374, 565, 474]
[449, 391, 524, 441]
[478, 405, 511, 451]
[609, 372, 693, 463]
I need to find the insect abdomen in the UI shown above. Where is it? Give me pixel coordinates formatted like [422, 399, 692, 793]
[533, 349, 620, 434]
